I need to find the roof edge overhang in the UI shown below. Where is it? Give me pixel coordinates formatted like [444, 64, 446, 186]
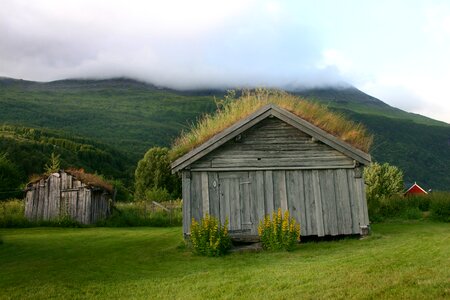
[171, 104, 371, 173]
[404, 182, 428, 194]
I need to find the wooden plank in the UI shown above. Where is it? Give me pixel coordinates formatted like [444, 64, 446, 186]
[208, 172, 220, 219]
[302, 170, 316, 235]
[33, 187, 40, 221]
[210, 156, 354, 169]
[312, 170, 325, 236]
[347, 169, 361, 234]
[218, 176, 227, 225]
[286, 170, 306, 236]
[201, 172, 209, 216]
[354, 176, 367, 232]
[278, 171, 288, 212]
[264, 170, 274, 215]
[70, 191, 77, 219]
[43, 178, 50, 220]
[218, 177, 232, 228]
[48, 176, 54, 220]
[272, 171, 281, 211]
[61, 171, 68, 190]
[251, 171, 265, 235]
[67, 175, 73, 189]
[191, 164, 356, 172]
[84, 189, 91, 224]
[37, 179, 45, 220]
[77, 187, 85, 223]
[230, 177, 241, 230]
[319, 170, 339, 236]
[334, 169, 352, 234]
[360, 176, 370, 226]
[240, 173, 252, 232]
[190, 172, 202, 222]
[49, 175, 60, 220]
[201, 150, 351, 160]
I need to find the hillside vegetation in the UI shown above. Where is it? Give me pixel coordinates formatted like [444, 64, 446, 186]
[0, 77, 449, 191]
[0, 78, 218, 160]
[0, 125, 133, 188]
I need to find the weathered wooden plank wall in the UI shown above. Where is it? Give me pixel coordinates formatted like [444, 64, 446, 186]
[24, 171, 111, 225]
[183, 168, 369, 237]
[190, 118, 355, 171]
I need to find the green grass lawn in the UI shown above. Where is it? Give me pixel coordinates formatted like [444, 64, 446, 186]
[1, 222, 449, 299]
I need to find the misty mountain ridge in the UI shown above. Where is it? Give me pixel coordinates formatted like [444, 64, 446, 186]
[0, 76, 449, 190]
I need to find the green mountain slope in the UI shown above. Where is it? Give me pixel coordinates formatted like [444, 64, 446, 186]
[0, 125, 134, 187]
[293, 87, 450, 190]
[0, 78, 218, 160]
[0, 77, 449, 191]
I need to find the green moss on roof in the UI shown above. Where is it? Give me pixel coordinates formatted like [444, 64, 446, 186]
[169, 89, 373, 161]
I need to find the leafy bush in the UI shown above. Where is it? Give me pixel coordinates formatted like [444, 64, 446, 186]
[190, 214, 231, 257]
[258, 208, 300, 251]
[430, 192, 450, 222]
[364, 162, 404, 217]
[134, 147, 181, 201]
[145, 188, 171, 202]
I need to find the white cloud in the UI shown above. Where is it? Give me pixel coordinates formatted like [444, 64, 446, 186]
[1, 0, 449, 123]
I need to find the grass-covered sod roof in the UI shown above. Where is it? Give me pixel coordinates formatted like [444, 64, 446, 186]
[170, 90, 373, 160]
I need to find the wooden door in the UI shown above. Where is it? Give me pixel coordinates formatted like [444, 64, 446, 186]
[217, 172, 252, 234]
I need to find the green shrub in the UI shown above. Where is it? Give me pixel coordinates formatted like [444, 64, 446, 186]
[368, 192, 450, 222]
[134, 147, 181, 201]
[145, 188, 171, 202]
[430, 192, 450, 222]
[364, 163, 404, 217]
[369, 195, 424, 222]
[258, 208, 300, 251]
[401, 207, 422, 220]
[190, 214, 231, 257]
[97, 200, 182, 227]
[0, 199, 30, 227]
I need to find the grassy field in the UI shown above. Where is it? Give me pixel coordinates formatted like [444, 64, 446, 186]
[0, 222, 449, 299]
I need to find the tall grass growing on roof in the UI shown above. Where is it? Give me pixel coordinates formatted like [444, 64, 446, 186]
[169, 89, 373, 160]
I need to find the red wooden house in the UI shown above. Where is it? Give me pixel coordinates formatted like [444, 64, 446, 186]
[404, 182, 428, 196]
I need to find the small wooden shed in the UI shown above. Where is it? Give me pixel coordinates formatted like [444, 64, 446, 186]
[172, 104, 371, 239]
[24, 169, 113, 224]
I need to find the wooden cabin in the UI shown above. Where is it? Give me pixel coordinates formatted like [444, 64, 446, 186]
[171, 104, 371, 239]
[404, 182, 428, 196]
[24, 169, 113, 224]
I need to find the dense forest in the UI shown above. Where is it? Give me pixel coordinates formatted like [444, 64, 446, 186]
[0, 77, 449, 197]
[0, 125, 133, 199]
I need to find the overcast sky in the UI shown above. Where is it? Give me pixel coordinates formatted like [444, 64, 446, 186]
[1, 0, 450, 123]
